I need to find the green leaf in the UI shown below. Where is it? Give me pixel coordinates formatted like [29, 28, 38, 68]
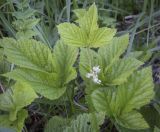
[91, 87, 117, 116]
[0, 82, 37, 121]
[73, 9, 86, 19]
[79, 34, 136, 86]
[10, 82, 37, 120]
[78, 3, 98, 33]
[0, 48, 3, 61]
[100, 16, 116, 27]
[4, 68, 66, 100]
[64, 113, 104, 132]
[57, 4, 116, 47]
[127, 51, 143, 59]
[16, 29, 37, 39]
[13, 18, 40, 39]
[44, 116, 70, 132]
[87, 27, 116, 47]
[12, 8, 36, 19]
[98, 34, 129, 70]
[0, 89, 14, 112]
[13, 19, 39, 30]
[105, 58, 143, 85]
[127, 51, 152, 62]
[1, 38, 54, 73]
[91, 67, 154, 129]
[116, 111, 149, 130]
[3, 41, 78, 100]
[116, 125, 149, 132]
[53, 41, 78, 84]
[79, 48, 99, 79]
[57, 23, 87, 47]
[91, 67, 154, 130]
[64, 114, 91, 132]
[0, 37, 16, 47]
[0, 109, 28, 132]
[116, 67, 154, 114]
[45, 113, 104, 132]
[14, 0, 29, 9]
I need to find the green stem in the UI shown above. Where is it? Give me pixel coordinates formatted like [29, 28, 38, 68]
[66, 85, 75, 115]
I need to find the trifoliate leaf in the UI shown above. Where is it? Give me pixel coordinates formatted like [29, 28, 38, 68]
[91, 67, 154, 130]
[3, 41, 78, 100]
[91, 67, 154, 129]
[116, 111, 149, 130]
[57, 4, 116, 47]
[0, 109, 28, 132]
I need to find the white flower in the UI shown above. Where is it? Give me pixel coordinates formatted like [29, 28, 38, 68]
[86, 66, 101, 84]
[92, 66, 101, 74]
[86, 73, 93, 78]
[93, 76, 101, 84]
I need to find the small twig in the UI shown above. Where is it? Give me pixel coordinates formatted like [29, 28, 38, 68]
[73, 99, 88, 111]
[135, 23, 160, 35]
[73, 90, 88, 111]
